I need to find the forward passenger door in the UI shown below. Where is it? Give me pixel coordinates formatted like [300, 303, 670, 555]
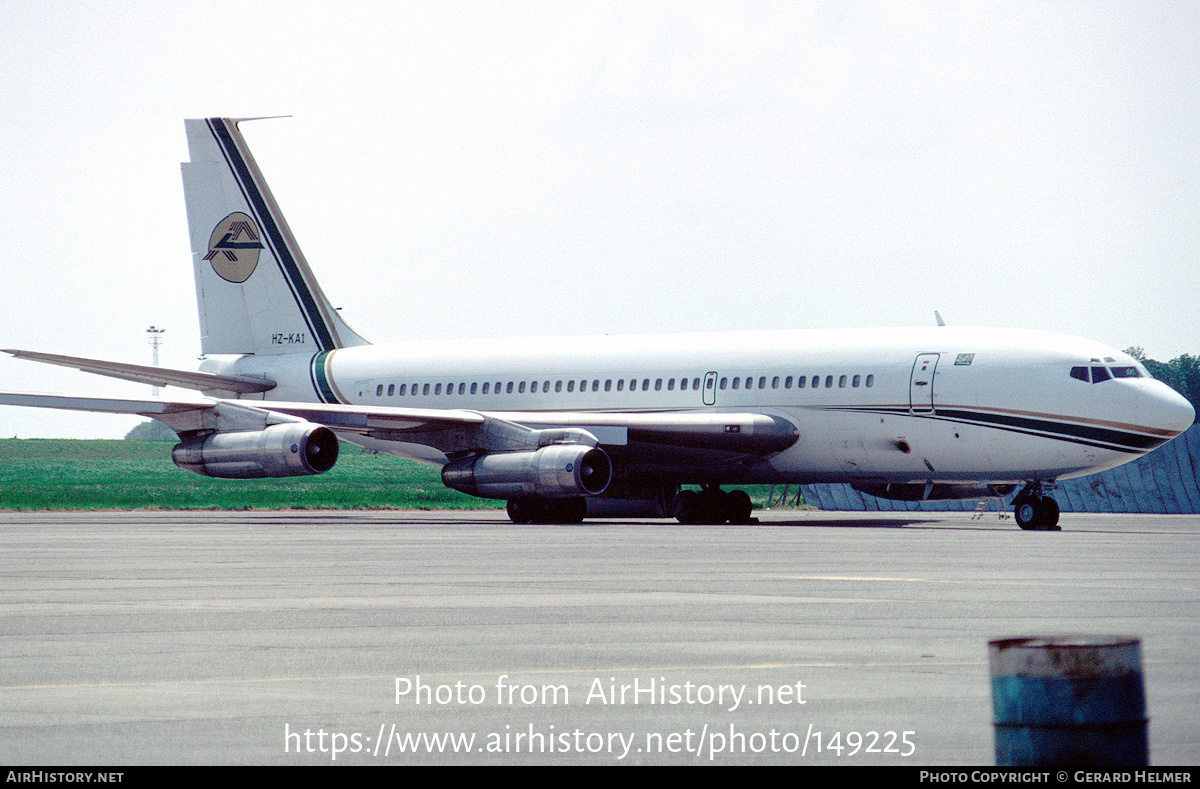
[910, 354, 939, 413]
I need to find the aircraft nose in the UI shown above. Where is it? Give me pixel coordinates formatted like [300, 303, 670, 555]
[1142, 382, 1195, 439]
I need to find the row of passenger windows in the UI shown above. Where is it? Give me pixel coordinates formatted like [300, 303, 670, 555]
[371, 373, 876, 398]
[721, 374, 875, 390]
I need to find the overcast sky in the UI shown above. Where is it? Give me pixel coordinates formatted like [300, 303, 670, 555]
[1, 1, 1197, 439]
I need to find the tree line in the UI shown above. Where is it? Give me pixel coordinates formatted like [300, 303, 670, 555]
[1126, 347, 1200, 423]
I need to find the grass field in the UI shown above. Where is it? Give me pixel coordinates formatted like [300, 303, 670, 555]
[0, 439, 500, 510]
[0, 439, 798, 512]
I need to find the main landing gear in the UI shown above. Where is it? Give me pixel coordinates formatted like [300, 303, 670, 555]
[506, 496, 587, 524]
[1012, 482, 1060, 531]
[673, 485, 755, 525]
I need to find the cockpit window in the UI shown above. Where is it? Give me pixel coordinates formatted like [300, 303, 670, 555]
[1071, 365, 1141, 383]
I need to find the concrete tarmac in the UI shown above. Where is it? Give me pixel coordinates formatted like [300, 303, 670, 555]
[0, 508, 1197, 765]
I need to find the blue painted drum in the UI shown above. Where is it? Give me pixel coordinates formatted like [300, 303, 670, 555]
[988, 636, 1148, 766]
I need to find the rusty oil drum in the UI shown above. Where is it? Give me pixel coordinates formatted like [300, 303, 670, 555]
[988, 636, 1148, 766]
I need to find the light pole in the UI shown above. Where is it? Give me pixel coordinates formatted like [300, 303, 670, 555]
[146, 326, 165, 395]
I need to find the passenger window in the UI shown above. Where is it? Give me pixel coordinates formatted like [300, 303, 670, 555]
[852, 375, 860, 388]
[604, 379, 612, 391]
[459, 383, 466, 395]
[668, 378, 675, 390]
[679, 378, 687, 391]
[376, 384, 383, 397]
[839, 375, 847, 388]
[592, 380, 600, 392]
[720, 378, 727, 390]
[772, 376, 779, 389]
[784, 376, 793, 388]
[399, 384, 407, 396]
[617, 379, 624, 392]
[423, 383, 430, 395]
[506, 382, 513, 394]
[655, 378, 662, 391]
[825, 375, 834, 388]
[531, 381, 538, 393]
[732, 377, 740, 390]
[866, 375, 874, 387]
[435, 384, 442, 395]
[482, 383, 490, 394]
[556, 381, 562, 393]
[797, 376, 806, 389]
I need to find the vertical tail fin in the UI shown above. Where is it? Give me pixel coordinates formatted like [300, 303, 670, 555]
[181, 117, 369, 356]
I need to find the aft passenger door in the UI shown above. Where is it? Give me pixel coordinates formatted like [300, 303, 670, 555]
[909, 353, 939, 413]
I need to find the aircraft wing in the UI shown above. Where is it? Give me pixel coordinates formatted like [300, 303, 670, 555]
[1, 349, 276, 394]
[0, 391, 218, 418]
[0, 392, 795, 460]
[0, 392, 485, 438]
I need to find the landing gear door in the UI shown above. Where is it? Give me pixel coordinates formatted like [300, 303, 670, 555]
[910, 353, 939, 413]
[703, 372, 717, 406]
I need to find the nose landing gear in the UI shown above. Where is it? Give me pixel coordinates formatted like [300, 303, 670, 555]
[1012, 482, 1060, 531]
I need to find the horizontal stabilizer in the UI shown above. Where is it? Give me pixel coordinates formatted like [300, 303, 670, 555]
[2, 349, 276, 394]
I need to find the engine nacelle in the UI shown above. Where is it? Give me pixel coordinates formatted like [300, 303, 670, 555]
[852, 482, 1015, 502]
[172, 423, 340, 479]
[441, 444, 613, 499]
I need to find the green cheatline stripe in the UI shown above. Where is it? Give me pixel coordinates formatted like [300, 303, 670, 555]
[310, 351, 340, 404]
[934, 409, 1164, 452]
[824, 405, 1163, 454]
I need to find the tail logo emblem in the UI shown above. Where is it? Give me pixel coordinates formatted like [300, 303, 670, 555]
[205, 212, 264, 283]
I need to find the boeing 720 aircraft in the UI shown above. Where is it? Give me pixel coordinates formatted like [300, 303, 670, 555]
[1, 118, 1193, 529]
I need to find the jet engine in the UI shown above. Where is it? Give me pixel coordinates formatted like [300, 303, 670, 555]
[441, 444, 612, 499]
[172, 423, 340, 479]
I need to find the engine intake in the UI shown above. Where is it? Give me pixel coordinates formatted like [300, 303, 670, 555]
[172, 423, 339, 479]
[441, 444, 612, 499]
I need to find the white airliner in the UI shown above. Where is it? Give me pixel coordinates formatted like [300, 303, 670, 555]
[1, 118, 1193, 530]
